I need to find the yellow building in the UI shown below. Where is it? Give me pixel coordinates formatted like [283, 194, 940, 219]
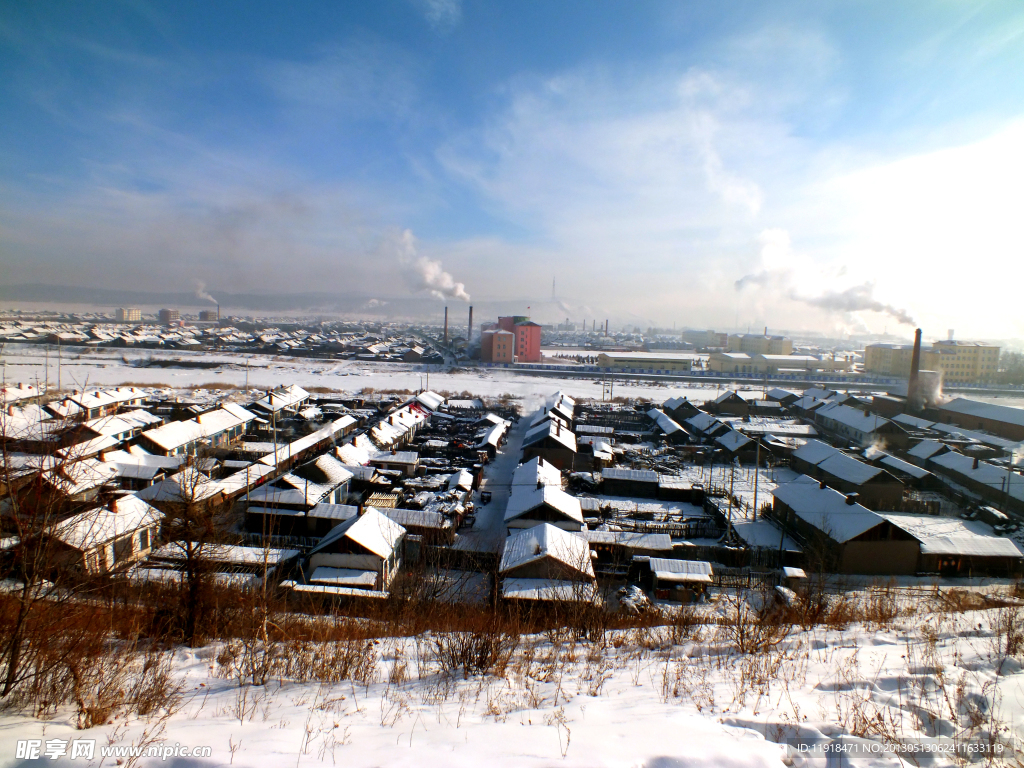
[597, 352, 696, 371]
[863, 340, 1000, 384]
[727, 334, 794, 355]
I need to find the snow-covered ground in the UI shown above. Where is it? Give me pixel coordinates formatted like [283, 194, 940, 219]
[4, 594, 1024, 767]
[0, 345, 806, 407]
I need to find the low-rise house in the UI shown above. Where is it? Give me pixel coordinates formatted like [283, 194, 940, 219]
[791, 439, 904, 510]
[632, 557, 713, 602]
[814, 402, 910, 450]
[511, 457, 562, 490]
[705, 390, 750, 417]
[499, 523, 596, 603]
[646, 408, 688, 444]
[305, 507, 406, 593]
[504, 485, 584, 532]
[521, 419, 577, 470]
[601, 467, 659, 498]
[49, 495, 162, 574]
[138, 403, 256, 456]
[368, 451, 420, 477]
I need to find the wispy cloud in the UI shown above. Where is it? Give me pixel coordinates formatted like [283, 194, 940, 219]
[413, 0, 462, 33]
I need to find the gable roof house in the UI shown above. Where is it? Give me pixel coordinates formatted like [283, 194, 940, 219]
[504, 485, 585, 532]
[305, 507, 406, 594]
[770, 477, 917, 574]
[521, 419, 578, 470]
[814, 402, 910, 450]
[48, 495, 162, 574]
[499, 523, 596, 603]
[789, 439, 904, 510]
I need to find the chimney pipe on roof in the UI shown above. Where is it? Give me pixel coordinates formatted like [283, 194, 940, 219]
[908, 328, 923, 412]
[845, 493, 859, 506]
[819, 480, 826, 490]
[973, 457, 980, 470]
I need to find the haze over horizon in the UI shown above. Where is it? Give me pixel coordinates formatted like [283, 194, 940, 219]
[2, 2, 1022, 337]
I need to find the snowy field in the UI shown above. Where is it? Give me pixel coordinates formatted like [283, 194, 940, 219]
[3, 595, 1024, 767]
[0, 345, 765, 406]
[5, 344, 1024, 411]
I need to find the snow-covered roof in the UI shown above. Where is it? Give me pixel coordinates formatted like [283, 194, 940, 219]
[715, 428, 753, 453]
[414, 391, 446, 411]
[816, 452, 888, 486]
[602, 467, 659, 483]
[251, 384, 310, 414]
[140, 404, 256, 452]
[308, 567, 378, 587]
[577, 530, 672, 551]
[792, 439, 839, 466]
[523, 419, 577, 453]
[501, 578, 598, 602]
[878, 513, 1024, 558]
[907, 439, 950, 460]
[929, 452, 1024, 503]
[52, 495, 161, 551]
[863, 448, 932, 480]
[512, 457, 562, 488]
[448, 468, 475, 492]
[647, 408, 685, 436]
[499, 523, 594, 577]
[893, 413, 937, 430]
[504, 485, 583, 524]
[684, 412, 721, 434]
[307, 503, 359, 521]
[939, 398, 1024, 429]
[309, 507, 405, 560]
[730, 518, 802, 551]
[772, 476, 884, 543]
[646, 558, 713, 584]
[816, 402, 899, 435]
[382, 508, 452, 530]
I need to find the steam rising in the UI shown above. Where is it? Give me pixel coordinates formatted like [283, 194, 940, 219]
[734, 229, 916, 326]
[393, 229, 470, 301]
[194, 280, 217, 305]
[792, 283, 916, 326]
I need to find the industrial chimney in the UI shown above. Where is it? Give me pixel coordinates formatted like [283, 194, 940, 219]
[468, 305, 473, 343]
[908, 327, 923, 412]
[444, 306, 448, 344]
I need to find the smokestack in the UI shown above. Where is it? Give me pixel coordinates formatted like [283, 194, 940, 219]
[217, 303, 220, 321]
[468, 305, 473, 343]
[605, 319, 609, 335]
[948, 329, 954, 341]
[444, 306, 448, 344]
[908, 328, 923, 412]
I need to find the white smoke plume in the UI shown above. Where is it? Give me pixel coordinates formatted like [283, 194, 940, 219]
[734, 229, 915, 326]
[792, 283, 916, 326]
[194, 279, 217, 305]
[392, 229, 470, 302]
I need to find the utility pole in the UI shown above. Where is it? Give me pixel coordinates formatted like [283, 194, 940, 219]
[727, 458, 737, 542]
[752, 439, 761, 521]
[57, 337, 61, 392]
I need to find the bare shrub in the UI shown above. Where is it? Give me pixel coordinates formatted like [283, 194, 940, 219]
[433, 630, 519, 679]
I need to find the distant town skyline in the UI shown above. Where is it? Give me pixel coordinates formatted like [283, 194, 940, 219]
[2, 2, 1022, 338]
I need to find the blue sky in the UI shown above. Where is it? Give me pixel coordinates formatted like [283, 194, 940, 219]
[2, 1, 1023, 337]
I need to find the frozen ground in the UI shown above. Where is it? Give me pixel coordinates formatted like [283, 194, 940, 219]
[3, 595, 1024, 767]
[0, 345, 827, 407]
